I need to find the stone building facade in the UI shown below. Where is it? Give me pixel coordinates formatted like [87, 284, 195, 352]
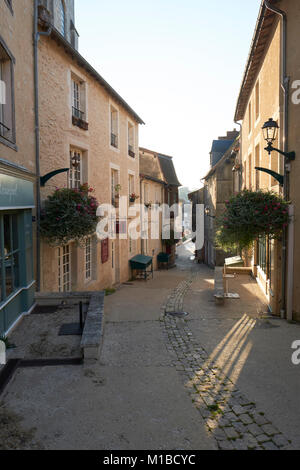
[234, 0, 300, 319]
[37, 2, 144, 292]
[140, 148, 181, 269]
[0, 0, 36, 334]
[202, 132, 239, 267]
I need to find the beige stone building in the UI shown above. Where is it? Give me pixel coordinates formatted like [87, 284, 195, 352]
[203, 132, 239, 267]
[139, 148, 181, 269]
[37, 0, 144, 292]
[234, 0, 300, 319]
[0, 0, 36, 335]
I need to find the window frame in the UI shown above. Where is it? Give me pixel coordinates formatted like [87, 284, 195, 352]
[58, 244, 71, 292]
[0, 34, 16, 150]
[127, 120, 135, 158]
[69, 148, 82, 189]
[84, 237, 92, 283]
[0, 212, 21, 304]
[110, 103, 119, 150]
[59, 0, 66, 38]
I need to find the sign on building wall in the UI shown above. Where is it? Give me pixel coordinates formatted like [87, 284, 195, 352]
[0, 173, 34, 209]
[101, 238, 109, 264]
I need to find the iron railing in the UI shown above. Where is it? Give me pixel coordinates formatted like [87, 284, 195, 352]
[128, 145, 135, 158]
[72, 106, 85, 121]
[111, 133, 118, 148]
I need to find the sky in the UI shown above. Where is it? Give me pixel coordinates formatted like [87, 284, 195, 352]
[75, 0, 262, 191]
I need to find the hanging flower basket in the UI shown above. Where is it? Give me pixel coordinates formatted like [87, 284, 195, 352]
[129, 193, 139, 203]
[216, 189, 289, 251]
[40, 183, 99, 247]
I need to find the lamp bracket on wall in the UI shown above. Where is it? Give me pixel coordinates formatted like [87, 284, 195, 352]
[40, 169, 70, 187]
[255, 167, 284, 187]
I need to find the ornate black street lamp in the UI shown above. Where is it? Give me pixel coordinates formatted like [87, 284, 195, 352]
[255, 118, 296, 186]
[262, 118, 295, 160]
[205, 207, 215, 219]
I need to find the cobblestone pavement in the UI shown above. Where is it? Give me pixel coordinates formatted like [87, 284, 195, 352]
[160, 270, 293, 450]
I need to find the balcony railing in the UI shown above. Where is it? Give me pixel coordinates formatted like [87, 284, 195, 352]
[72, 107, 88, 130]
[128, 145, 135, 158]
[111, 133, 118, 148]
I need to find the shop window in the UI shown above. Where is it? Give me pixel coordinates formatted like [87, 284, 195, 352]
[258, 236, 267, 275]
[0, 213, 20, 302]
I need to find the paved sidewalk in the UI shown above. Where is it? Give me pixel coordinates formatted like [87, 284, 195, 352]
[1, 258, 216, 450]
[2, 240, 299, 450]
[170, 241, 299, 449]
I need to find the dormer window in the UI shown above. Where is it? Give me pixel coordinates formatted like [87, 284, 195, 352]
[59, 0, 66, 37]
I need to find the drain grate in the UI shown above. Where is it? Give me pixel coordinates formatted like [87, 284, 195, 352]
[166, 311, 190, 318]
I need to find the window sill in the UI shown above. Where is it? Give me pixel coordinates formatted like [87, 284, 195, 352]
[110, 145, 120, 153]
[72, 116, 89, 131]
[0, 135, 18, 151]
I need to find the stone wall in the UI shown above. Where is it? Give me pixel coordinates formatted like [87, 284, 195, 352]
[38, 34, 141, 292]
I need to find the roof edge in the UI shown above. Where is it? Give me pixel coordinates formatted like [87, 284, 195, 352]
[43, 26, 145, 125]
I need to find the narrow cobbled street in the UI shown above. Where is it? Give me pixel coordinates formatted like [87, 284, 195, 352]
[2, 240, 299, 450]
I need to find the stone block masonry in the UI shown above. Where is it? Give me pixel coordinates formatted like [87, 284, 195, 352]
[160, 271, 293, 450]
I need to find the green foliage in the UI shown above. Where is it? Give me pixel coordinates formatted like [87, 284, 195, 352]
[0, 335, 15, 349]
[40, 184, 99, 247]
[216, 190, 289, 251]
[105, 288, 116, 296]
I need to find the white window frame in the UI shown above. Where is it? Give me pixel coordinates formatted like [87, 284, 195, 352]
[109, 103, 120, 151]
[110, 164, 120, 206]
[69, 148, 82, 189]
[127, 119, 135, 158]
[128, 171, 135, 196]
[58, 244, 71, 292]
[85, 237, 92, 282]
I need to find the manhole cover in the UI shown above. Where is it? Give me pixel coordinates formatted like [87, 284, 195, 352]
[166, 311, 190, 318]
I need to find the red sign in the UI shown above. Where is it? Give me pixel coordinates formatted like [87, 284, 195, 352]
[101, 238, 109, 263]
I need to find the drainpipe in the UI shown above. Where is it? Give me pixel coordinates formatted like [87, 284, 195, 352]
[264, 1, 291, 319]
[33, 0, 52, 291]
[234, 121, 242, 192]
[140, 177, 144, 254]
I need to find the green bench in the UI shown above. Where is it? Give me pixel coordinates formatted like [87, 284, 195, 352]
[130, 255, 154, 281]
